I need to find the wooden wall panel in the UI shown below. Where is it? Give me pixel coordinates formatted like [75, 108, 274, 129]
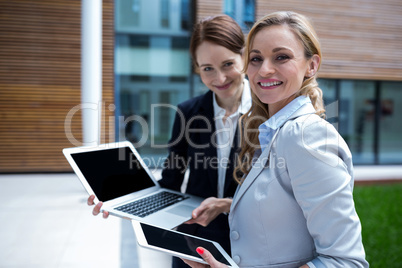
[196, 0, 402, 81]
[254, 0, 402, 81]
[0, 0, 114, 173]
[102, 0, 115, 146]
[197, 0, 224, 21]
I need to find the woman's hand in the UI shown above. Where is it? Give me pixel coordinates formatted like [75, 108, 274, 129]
[87, 195, 109, 218]
[182, 247, 228, 268]
[185, 197, 232, 227]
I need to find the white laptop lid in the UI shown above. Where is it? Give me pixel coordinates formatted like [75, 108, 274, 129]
[63, 141, 203, 229]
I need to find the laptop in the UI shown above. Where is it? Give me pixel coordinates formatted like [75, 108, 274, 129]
[63, 141, 203, 229]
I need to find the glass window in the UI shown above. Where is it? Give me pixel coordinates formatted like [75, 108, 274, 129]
[379, 81, 402, 164]
[181, 0, 190, 31]
[339, 80, 376, 164]
[319, 79, 338, 127]
[224, 0, 255, 30]
[160, 0, 170, 28]
[224, 0, 235, 19]
[115, 0, 193, 166]
[116, 0, 188, 34]
[116, 0, 141, 27]
[311, 79, 402, 165]
[243, 0, 255, 29]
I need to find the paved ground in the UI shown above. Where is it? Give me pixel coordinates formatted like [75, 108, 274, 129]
[0, 166, 401, 267]
[0, 173, 171, 268]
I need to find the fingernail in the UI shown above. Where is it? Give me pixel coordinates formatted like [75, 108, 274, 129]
[196, 247, 204, 255]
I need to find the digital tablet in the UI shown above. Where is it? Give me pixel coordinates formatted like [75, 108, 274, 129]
[131, 221, 239, 267]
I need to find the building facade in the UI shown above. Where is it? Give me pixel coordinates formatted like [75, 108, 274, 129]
[114, 0, 402, 166]
[252, 0, 402, 165]
[0, 0, 401, 173]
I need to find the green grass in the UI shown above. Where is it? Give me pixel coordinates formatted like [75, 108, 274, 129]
[353, 183, 402, 267]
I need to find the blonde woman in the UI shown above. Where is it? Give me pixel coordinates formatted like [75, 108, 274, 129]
[185, 11, 368, 268]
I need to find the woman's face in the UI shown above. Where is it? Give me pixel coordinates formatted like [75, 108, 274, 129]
[246, 25, 319, 115]
[196, 41, 244, 103]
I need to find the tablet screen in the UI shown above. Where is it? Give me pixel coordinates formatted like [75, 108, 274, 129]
[140, 222, 231, 266]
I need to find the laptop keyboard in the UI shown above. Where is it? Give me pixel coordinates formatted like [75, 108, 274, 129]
[115, 191, 189, 218]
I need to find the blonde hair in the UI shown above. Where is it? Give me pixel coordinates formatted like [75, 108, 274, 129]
[234, 11, 326, 183]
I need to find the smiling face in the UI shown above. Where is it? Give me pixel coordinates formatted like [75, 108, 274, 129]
[246, 24, 319, 115]
[196, 41, 245, 103]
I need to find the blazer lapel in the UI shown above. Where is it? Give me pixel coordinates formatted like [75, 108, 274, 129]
[230, 102, 317, 213]
[198, 92, 219, 193]
[230, 129, 280, 212]
[223, 123, 240, 195]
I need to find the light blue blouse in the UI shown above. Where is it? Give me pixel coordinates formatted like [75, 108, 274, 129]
[258, 95, 311, 151]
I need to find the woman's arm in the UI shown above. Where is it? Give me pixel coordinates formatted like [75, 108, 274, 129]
[185, 197, 232, 226]
[284, 116, 368, 267]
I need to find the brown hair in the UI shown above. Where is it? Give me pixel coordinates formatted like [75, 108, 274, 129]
[189, 15, 245, 72]
[234, 11, 325, 183]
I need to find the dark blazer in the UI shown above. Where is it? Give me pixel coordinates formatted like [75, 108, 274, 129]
[159, 90, 240, 257]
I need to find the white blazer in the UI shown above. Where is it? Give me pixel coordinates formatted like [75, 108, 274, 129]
[228, 103, 368, 268]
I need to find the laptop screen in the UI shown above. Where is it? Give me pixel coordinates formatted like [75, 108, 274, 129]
[71, 146, 156, 202]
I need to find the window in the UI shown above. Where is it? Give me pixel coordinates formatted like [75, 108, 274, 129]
[180, 0, 191, 30]
[114, 0, 193, 166]
[224, 0, 255, 30]
[116, 0, 141, 27]
[243, 0, 255, 29]
[160, 0, 170, 28]
[319, 79, 337, 126]
[320, 78, 402, 165]
[379, 82, 402, 164]
[339, 81, 376, 164]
